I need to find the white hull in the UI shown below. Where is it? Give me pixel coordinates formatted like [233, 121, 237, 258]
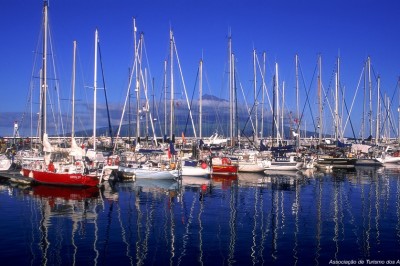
[181, 166, 210, 176]
[265, 162, 302, 171]
[376, 156, 400, 164]
[119, 166, 179, 180]
[238, 161, 265, 173]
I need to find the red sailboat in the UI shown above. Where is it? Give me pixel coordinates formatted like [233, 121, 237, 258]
[211, 156, 238, 175]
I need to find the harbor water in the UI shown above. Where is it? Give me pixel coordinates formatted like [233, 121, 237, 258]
[1, 166, 400, 265]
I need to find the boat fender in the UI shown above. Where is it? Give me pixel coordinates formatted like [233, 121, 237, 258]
[201, 162, 208, 169]
[114, 156, 120, 165]
[107, 158, 112, 166]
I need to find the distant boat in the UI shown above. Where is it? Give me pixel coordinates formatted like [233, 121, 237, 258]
[211, 156, 238, 175]
[264, 155, 302, 171]
[316, 156, 357, 169]
[181, 159, 210, 177]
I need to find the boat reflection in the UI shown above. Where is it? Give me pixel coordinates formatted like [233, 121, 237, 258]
[1, 162, 400, 265]
[32, 185, 100, 201]
[133, 178, 180, 193]
[211, 174, 238, 189]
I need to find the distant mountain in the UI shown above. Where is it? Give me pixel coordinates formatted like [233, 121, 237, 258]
[202, 94, 229, 102]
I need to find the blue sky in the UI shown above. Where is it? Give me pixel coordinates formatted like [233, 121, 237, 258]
[1, 0, 400, 138]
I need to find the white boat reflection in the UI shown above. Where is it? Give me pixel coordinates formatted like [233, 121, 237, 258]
[133, 178, 180, 193]
[238, 172, 272, 186]
[181, 175, 210, 187]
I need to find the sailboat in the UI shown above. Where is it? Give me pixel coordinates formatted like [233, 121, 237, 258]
[21, 5, 113, 187]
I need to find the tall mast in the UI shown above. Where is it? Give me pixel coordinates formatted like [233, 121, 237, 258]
[134, 18, 140, 141]
[163, 60, 167, 137]
[253, 49, 257, 139]
[398, 77, 400, 144]
[40, 0, 49, 143]
[71, 40, 76, 138]
[93, 29, 98, 151]
[295, 54, 300, 147]
[169, 29, 174, 140]
[362, 58, 366, 140]
[199, 59, 203, 139]
[334, 57, 339, 141]
[261, 52, 266, 139]
[375, 76, 380, 145]
[318, 55, 323, 145]
[368, 56, 373, 137]
[275, 63, 279, 144]
[281, 81, 285, 141]
[228, 34, 234, 146]
[272, 63, 277, 145]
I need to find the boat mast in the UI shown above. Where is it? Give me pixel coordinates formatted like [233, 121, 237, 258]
[40, 0, 49, 143]
[71, 40, 76, 138]
[317, 55, 323, 145]
[334, 57, 339, 141]
[362, 58, 366, 140]
[229, 34, 234, 146]
[398, 77, 400, 144]
[170, 29, 174, 140]
[163, 60, 167, 138]
[199, 59, 203, 139]
[375, 76, 380, 144]
[253, 49, 257, 139]
[261, 52, 266, 139]
[93, 29, 98, 151]
[295, 54, 300, 147]
[275, 63, 279, 145]
[282, 81, 285, 141]
[368, 56, 373, 138]
[134, 19, 141, 142]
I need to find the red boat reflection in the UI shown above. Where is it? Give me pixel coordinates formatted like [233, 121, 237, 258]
[211, 174, 238, 189]
[32, 185, 100, 200]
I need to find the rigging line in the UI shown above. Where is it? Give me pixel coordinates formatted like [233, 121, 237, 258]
[238, 71, 264, 147]
[369, 63, 397, 136]
[255, 55, 273, 118]
[338, 80, 357, 141]
[184, 66, 199, 137]
[379, 79, 399, 137]
[113, 39, 140, 151]
[343, 67, 364, 138]
[143, 36, 163, 137]
[173, 37, 197, 138]
[295, 58, 318, 134]
[156, 77, 166, 138]
[48, 18, 65, 138]
[97, 41, 114, 145]
[321, 63, 337, 135]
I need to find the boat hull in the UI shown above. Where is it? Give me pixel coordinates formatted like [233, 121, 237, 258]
[119, 166, 179, 180]
[212, 165, 238, 175]
[21, 169, 99, 187]
[316, 158, 357, 169]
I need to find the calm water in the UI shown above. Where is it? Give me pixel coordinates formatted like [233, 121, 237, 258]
[1, 166, 400, 265]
